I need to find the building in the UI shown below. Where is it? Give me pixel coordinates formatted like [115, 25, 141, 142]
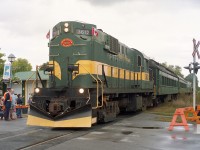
[12, 71, 49, 104]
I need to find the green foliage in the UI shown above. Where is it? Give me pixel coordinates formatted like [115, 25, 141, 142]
[39, 62, 48, 70]
[0, 51, 6, 77]
[12, 76, 22, 84]
[185, 73, 198, 89]
[148, 94, 195, 122]
[174, 65, 183, 77]
[12, 58, 32, 74]
[161, 62, 184, 77]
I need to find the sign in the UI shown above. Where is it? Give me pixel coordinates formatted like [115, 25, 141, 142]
[192, 38, 200, 58]
[76, 29, 91, 35]
[3, 63, 11, 80]
[61, 38, 73, 47]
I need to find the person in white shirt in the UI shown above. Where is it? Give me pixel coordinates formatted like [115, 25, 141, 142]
[10, 89, 17, 120]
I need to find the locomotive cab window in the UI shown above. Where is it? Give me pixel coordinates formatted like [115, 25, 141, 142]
[137, 56, 142, 66]
[144, 59, 148, 71]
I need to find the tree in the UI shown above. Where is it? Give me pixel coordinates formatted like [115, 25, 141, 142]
[185, 73, 198, 89]
[161, 62, 184, 78]
[174, 65, 183, 78]
[39, 62, 49, 70]
[12, 58, 32, 74]
[161, 62, 167, 68]
[0, 51, 6, 77]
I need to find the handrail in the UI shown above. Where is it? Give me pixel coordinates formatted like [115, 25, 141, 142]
[96, 64, 104, 108]
[78, 64, 99, 109]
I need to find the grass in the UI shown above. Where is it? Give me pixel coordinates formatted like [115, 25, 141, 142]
[147, 94, 199, 122]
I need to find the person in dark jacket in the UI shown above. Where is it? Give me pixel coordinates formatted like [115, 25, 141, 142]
[16, 94, 23, 118]
[4, 87, 12, 121]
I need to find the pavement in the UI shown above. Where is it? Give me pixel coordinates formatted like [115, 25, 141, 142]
[0, 117, 27, 133]
[0, 112, 200, 150]
[46, 113, 200, 150]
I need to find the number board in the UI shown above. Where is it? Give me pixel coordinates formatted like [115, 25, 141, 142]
[75, 29, 91, 35]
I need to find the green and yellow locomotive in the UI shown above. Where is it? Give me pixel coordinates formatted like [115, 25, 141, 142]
[27, 21, 154, 127]
[27, 21, 191, 128]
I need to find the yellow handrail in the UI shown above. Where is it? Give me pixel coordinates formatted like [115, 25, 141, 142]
[96, 64, 105, 108]
[78, 64, 99, 109]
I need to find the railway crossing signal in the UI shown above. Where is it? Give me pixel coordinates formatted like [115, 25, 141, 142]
[184, 62, 200, 74]
[194, 62, 200, 74]
[192, 39, 200, 58]
[184, 38, 200, 110]
[185, 39, 200, 74]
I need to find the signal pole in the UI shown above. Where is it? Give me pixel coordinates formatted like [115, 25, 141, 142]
[193, 54, 196, 110]
[185, 39, 200, 110]
[192, 39, 200, 110]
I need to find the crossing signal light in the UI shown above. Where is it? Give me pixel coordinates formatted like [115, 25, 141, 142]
[184, 64, 192, 74]
[184, 62, 200, 74]
[194, 62, 200, 74]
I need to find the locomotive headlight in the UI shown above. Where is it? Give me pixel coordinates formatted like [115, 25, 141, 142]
[35, 87, 40, 93]
[64, 23, 69, 27]
[64, 28, 69, 32]
[79, 88, 84, 94]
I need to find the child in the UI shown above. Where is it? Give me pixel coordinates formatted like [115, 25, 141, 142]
[16, 94, 23, 118]
[0, 107, 4, 120]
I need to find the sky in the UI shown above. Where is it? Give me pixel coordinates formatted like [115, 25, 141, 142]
[0, 0, 200, 77]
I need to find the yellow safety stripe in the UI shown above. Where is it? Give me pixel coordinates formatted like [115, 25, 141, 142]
[72, 60, 149, 81]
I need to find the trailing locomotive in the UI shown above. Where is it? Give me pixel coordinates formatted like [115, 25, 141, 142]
[27, 21, 191, 127]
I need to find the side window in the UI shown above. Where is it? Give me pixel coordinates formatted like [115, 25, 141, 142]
[145, 59, 148, 71]
[137, 55, 142, 66]
[162, 76, 164, 85]
[120, 45, 122, 54]
[122, 46, 124, 55]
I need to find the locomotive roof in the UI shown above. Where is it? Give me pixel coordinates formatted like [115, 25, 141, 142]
[131, 48, 150, 60]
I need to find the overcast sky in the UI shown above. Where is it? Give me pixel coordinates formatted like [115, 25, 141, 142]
[0, 0, 200, 77]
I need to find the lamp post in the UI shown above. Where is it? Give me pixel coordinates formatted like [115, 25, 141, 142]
[8, 54, 16, 88]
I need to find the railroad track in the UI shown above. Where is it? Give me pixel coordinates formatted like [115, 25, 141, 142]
[18, 130, 90, 150]
[19, 131, 74, 150]
[0, 127, 92, 150]
[0, 114, 135, 150]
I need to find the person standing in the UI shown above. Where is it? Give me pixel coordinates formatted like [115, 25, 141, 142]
[16, 94, 23, 118]
[10, 89, 17, 120]
[3, 87, 12, 121]
[0, 97, 4, 120]
[27, 97, 32, 105]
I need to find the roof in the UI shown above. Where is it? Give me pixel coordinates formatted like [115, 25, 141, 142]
[149, 59, 177, 77]
[14, 71, 49, 81]
[131, 48, 149, 60]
